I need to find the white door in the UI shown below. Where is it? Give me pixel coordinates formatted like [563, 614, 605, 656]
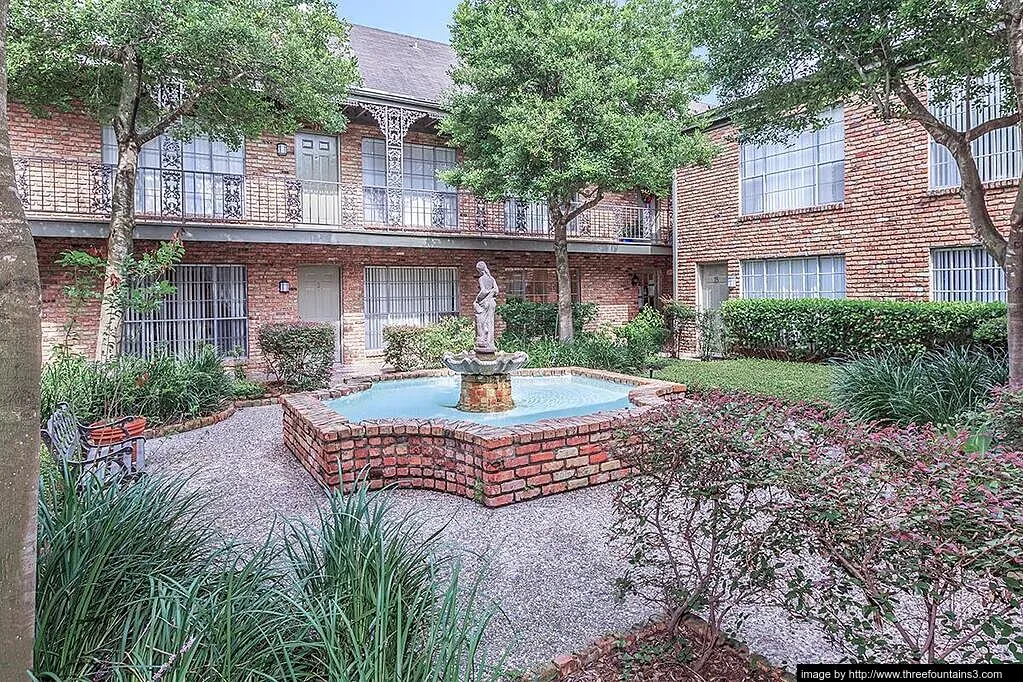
[298, 265, 342, 363]
[697, 263, 729, 358]
[296, 133, 339, 224]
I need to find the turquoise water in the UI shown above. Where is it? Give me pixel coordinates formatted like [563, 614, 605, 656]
[323, 375, 634, 426]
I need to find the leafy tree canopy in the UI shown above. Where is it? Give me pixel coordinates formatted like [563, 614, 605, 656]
[440, 0, 714, 205]
[7, 0, 360, 146]
[694, 0, 1011, 143]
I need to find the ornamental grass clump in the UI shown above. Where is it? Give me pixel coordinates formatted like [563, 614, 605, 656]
[832, 346, 1007, 426]
[34, 467, 504, 681]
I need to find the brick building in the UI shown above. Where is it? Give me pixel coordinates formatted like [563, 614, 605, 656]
[16, 25, 671, 367]
[673, 83, 1018, 351]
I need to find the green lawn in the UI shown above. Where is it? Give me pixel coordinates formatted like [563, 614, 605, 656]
[650, 358, 835, 403]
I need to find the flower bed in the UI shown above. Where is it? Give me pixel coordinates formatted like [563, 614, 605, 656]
[281, 367, 685, 507]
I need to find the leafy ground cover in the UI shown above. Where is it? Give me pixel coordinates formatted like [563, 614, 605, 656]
[650, 358, 834, 403]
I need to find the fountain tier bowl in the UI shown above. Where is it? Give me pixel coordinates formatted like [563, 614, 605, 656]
[281, 367, 686, 508]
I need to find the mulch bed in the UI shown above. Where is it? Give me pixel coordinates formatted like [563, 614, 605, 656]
[559, 621, 787, 682]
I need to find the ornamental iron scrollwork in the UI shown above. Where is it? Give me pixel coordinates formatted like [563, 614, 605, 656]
[475, 197, 488, 232]
[514, 201, 528, 233]
[12, 158, 28, 206]
[341, 185, 362, 228]
[160, 136, 183, 217]
[361, 102, 429, 227]
[284, 179, 303, 223]
[90, 164, 113, 214]
[222, 174, 244, 220]
[431, 192, 447, 228]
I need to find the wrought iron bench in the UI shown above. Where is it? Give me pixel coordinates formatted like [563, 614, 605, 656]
[41, 403, 147, 481]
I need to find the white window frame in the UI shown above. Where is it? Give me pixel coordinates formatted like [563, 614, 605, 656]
[740, 255, 846, 299]
[363, 266, 460, 351]
[930, 246, 1006, 302]
[361, 139, 458, 227]
[739, 108, 845, 215]
[929, 74, 1022, 190]
[122, 264, 249, 358]
[101, 126, 245, 217]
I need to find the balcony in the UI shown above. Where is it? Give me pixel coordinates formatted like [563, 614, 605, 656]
[14, 157, 671, 246]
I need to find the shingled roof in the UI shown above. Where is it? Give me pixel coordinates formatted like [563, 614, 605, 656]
[350, 24, 456, 107]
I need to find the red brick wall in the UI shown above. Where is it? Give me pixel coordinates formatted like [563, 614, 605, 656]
[36, 237, 670, 365]
[674, 102, 1018, 310]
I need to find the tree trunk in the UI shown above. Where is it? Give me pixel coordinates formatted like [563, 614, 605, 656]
[95, 144, 139, 362]
[0, 0, 42, 675]
[552, 218, 574, 342]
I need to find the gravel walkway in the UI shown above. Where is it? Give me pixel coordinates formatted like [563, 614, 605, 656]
[147, 404, 836, 671]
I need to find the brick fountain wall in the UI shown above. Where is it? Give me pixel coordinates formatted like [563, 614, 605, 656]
[281, 367, 685, 507]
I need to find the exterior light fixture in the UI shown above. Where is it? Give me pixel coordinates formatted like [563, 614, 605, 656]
[630, 274, 641, 287]
[276, 142, 289, 157]
[278, 279, 291, 294]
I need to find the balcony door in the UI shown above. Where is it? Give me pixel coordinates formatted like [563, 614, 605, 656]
[296, 133, 339, 225]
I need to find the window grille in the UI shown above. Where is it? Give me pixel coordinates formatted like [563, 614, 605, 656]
[740, 255, 846, 299]
[929, 73, 1022, 189]
[122, 264, 248, 357]
[931, 246, 1006, 302]
[505, 268, 582, 303]
[363, 266, 459, 350]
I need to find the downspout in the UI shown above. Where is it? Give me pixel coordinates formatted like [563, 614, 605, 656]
[671, 170, 680, 300]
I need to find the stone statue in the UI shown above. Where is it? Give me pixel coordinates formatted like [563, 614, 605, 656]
[473, 260, 498, 354]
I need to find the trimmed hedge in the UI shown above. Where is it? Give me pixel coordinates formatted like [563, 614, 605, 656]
[258, 322, 335, 390]
[382, 316, 475, 372]
[722, 298, 1006, 360]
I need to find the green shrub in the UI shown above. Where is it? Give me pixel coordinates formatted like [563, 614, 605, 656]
[831, 347, 1008, 426]
[613, 305, 668, 368]
[383, 316, 475, 372]
[496, 299, 597, 341]
[962, 383, 1023, 450]
[40, 346, 232, 425]
[662, 299, 697, 357]
[973, 315, 1008, 347]
[34, 470, 503, 681]
[258, 322, 335, 390]
[231, 378, 268, 399]
[503, 331, 635, 371]
[722, 298, 1006, 360]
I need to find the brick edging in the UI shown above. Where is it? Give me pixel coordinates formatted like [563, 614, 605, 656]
[531, 613, 791, 681]
[142, 396, 279, 439]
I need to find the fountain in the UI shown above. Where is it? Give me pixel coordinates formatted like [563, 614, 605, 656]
[441, 261, 529, 411]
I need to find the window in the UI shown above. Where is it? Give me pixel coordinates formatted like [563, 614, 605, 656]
[361, 139, 458, 227]
[505, 268, 581, 303]
[929, 73, 1022, 189]
[740, 108, 845, 215]
[741, 255, 846, 299]
[363, 266, 459, 351]
[931, 246, 1006, 302]
[102, 126, 244, 217]
[122, 265, 248, 358]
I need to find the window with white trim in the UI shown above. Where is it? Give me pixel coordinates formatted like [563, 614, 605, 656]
[931, 246, 1006, 302]
[741, 255, 846, 299]
[102, 126, 244, 217]
[122, 265, 248, 358]
[361, 139, 458, 227]
[929, 74, 1021, 189]
[505, 268, 581, 303]
[363, 266, 460, 351]
[739, 108, 845, 215]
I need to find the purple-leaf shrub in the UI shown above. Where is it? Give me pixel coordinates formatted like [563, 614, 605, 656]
[779, 422, 1023, 662]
